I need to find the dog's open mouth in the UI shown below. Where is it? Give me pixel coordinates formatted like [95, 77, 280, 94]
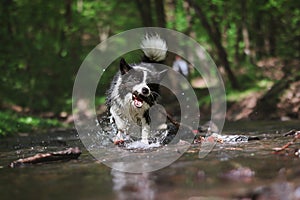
[132, 92, 144, 108]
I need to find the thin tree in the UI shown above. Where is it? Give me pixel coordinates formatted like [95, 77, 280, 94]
[154, 0, 166, 27]
[135, 0, 154, 27]
[186, 0, 239, 89]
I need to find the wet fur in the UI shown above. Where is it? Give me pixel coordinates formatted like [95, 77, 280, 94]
[106, 35, 167, 144]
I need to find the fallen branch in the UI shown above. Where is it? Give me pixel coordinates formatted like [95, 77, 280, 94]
[273, 130, 300, 153]
[10, 147, 81, 168]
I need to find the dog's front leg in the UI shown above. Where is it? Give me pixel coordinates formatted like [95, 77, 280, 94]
[110, 107, 128, 144]
[141, 119, 150, 144]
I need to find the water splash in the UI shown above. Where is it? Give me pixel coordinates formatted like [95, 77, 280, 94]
[92, 114, 172, 151]
[125, 141, 161, 149]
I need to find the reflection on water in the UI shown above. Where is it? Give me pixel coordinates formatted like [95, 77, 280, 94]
[111, 163, 155, 200]
[1, 121, 300, 199]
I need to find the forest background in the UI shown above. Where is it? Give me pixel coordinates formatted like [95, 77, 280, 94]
[1, 0, 299, 135]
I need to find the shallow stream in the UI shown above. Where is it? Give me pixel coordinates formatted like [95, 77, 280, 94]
[1, 121, 300, 199]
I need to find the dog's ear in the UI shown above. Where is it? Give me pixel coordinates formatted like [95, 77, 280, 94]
[120, 58, 132, 75]
[158, 69, 168, 81]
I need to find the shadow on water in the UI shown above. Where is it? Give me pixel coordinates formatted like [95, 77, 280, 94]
[1, 120, 300, 199]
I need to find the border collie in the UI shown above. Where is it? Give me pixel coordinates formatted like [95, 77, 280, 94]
[106, 35, 168, 144]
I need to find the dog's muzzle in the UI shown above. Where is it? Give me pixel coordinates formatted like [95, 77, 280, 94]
[132, 88, 150, 108]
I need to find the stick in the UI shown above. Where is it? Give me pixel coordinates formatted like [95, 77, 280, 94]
[273, 131, 300, 152]
[10, 147, 81, 168]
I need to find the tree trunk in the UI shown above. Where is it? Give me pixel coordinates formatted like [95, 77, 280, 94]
[65, 0, 72, 25]
[154, 0, 166, 27]
[135, 0, 154, 27]
[234, 24, 243, 65]
[241, 0, 257, 64]
[186, 0, 239, 89]
[267, 15, 276, 56]
[2, 0, 14, 37]
[183, 1, 193, 36]
[254, 21, 262, 59]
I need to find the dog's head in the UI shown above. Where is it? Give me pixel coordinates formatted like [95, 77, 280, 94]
[118, 58, 167, 108]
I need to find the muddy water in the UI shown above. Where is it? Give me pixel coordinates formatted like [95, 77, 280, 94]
[1, 121, 300, 200]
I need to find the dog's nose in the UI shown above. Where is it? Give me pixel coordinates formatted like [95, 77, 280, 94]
[142, 87, 150, 95]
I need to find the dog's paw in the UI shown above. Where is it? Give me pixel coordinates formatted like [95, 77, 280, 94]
[113, 139, 125, 146]
[112, 131, 127, 145]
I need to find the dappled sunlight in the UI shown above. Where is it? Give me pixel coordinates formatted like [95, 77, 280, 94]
[1, 0, 300, 199]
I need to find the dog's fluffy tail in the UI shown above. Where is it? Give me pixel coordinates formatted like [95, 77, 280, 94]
[140, 34, 167, 62]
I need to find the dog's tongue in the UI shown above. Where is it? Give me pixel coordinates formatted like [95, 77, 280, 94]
[134, 98, 143, 108]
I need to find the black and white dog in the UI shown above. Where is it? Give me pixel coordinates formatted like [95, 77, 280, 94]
[106, 35, 168, 144]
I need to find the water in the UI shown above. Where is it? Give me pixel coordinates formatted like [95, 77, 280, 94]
[1, 121, 300, 199]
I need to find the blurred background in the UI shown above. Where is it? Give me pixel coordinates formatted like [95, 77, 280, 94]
[1, 0, 299, 136]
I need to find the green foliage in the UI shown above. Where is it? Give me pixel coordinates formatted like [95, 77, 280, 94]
[0, 0, 299, 134]
[226, 79, 273, 102]
[173, 0, 188, 32]
[0, 0, 141, 114]
[0, 111, 63, 136]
